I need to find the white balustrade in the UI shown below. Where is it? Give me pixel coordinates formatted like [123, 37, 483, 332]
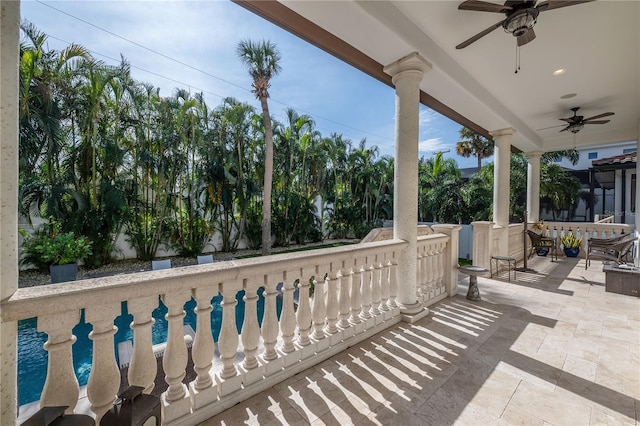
[311, 266, 327, 340]
[161, 291, 192, 423]
[337, 262, 351, 328]
[279, 271, 298, 354]
[128, 296, 158, 394]
[86, 303, 121, 421]
[38, 311, 80, 413]
[350, 262, 362, 325]
[4, 236, 460, 425]
[261, 274, 279, 363]
[296, 267, 313, 348]
[325, 266, 340, 334]
[370, 257, 382, 317]
[192, 288, 215, 389]
[360, 262, 372, 321]
[379, 255, 390, 313]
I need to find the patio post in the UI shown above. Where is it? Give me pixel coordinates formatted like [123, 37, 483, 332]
[384, 52, 431, 315]
[0, 1, 20, 423]
[526, 151, 542, 224]
[636, 130, 640, 266]
[490, 128, 515, 256]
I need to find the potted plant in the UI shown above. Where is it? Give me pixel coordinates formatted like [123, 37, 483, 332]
[20, 224, 92, 283]
[531, 220, 550, 256]
[561, 233, 583, 258]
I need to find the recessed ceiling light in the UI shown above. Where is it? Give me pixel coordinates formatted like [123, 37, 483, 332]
[560, 93, 577, 99]
[552, 68, 566, 76]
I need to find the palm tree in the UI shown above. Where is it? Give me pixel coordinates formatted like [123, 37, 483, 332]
[455, 127, 494, 170]
[237, 39, 281, 255]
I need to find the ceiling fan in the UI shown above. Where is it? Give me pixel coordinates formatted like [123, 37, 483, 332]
[558, 107, 614, 134]
[456, 0, 595, 50]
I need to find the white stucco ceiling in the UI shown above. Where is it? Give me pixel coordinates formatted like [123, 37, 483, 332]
[282, 0, 639, 153]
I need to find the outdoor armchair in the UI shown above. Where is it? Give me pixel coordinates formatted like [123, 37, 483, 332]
[526, 230, 558, 261]
[585, 233, 636, 269]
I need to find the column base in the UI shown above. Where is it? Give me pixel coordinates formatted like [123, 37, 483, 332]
[399, 302, 429, 323]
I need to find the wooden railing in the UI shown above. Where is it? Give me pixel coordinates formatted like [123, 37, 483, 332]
[3, 231, 455, 425]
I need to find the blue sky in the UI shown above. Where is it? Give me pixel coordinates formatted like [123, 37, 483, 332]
[21, 0, 478, 168]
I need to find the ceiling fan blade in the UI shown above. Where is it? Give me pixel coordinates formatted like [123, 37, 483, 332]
[583, 112, 614, 121]
[458, 0, 512, 13]
[559, 126, 569, 133]
[583, 120, 611, 125]
[537, 0, 595, 12]
[537, 124, 565, 130]
[456, 20, 505, 49]
[517, 29, 536, 47]
[559, 118, 577, 123]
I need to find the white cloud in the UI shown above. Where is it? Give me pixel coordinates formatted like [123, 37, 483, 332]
[418, 137, 448, 153]
[419, 108, 438, 126]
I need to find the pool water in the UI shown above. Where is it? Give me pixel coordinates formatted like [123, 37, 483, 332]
[18, 289, 281, 406]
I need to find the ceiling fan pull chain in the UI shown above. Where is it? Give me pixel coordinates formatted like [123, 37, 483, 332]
[514, 44, 521, 74]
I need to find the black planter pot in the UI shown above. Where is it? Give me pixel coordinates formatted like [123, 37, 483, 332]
[536, 247, 550, 256]
[563, 247, 580, 258]
[50, 263, 78, 283]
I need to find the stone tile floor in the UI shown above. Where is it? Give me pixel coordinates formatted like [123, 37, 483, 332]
[202, 257, 639, 425]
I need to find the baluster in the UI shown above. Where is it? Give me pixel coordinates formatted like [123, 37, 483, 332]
[437, 242, 446, 289]
[241, 279, 260, 371]
[388, 253, 398, 309]
[218, 283, 239, 382]
[350, 261, 363, 324]
[86, 303, 120, 421]
[297, 268, 313, 347]
[191, 287, 217, 397]
[280, 272, 297, 354]
[360, 260, 372, 321]
[593, 229, 599, 239]
[325, 265, 340, 334]
[311, 267, 327, 340]
[128, 296, 158, 393]
[379, 253, 390, 312]
[161, 291, 190, 407]
[261, 275, 279, 362]
[338, 262, 352, 328]
[426, 245, 435, 298]
[416, 246, 423, 297]
[38, 311, 80, 413]
[370, 256, 382, 317]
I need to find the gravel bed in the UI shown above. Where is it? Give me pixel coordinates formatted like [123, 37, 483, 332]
[18, 240, 357, 288]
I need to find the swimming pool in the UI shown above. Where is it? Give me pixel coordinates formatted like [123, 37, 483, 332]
[18, 289, 280, 406]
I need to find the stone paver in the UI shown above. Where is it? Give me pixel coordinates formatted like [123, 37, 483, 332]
[202, 257, 639, 425]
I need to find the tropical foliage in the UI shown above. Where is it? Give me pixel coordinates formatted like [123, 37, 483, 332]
[18, 24, 585, 268]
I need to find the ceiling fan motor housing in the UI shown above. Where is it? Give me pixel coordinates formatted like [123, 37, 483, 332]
[503, 7, 539, 37]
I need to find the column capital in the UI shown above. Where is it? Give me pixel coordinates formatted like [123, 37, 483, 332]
[489, 128, 516, 139]
[525, 151, 543, 160]
[383, 52, 432, 82]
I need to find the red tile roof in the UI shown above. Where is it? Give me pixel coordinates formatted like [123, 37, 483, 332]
[591, 151, 637, 166]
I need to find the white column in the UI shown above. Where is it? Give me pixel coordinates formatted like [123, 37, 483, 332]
[635, 129, 640, 266]
[384, 52, 432, 315]
[0, 2, 20, 423]
[490, 128, 515, 256]
[614, 170, 623, 223]
[526, 151, 542, 223]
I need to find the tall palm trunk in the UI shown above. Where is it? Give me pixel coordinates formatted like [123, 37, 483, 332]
[260, 96, 274, 255]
